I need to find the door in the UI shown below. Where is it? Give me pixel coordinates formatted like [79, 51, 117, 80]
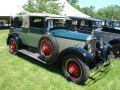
[19, 27, 29, 45]
[27, 16, 46, 48]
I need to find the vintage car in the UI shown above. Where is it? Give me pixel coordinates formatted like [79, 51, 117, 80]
[66, 16, 103, 34]
[7, 13, 112, 84]
[0, 16, 10, 29]
[93, 20, 120, 58]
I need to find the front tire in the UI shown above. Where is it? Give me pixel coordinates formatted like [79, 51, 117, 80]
[62, 54, 89, 84]
[112, 44, 120, 58]
[9, 38, 18, 55]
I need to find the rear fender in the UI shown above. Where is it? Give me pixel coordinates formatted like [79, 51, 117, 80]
[109, 39, 120, 45]
[7, 33, 22, 46]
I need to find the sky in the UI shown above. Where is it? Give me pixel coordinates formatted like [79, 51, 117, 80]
[0, 0, 120, 16]
[0, 0, 27, 16]
[78, 0, 120, 10]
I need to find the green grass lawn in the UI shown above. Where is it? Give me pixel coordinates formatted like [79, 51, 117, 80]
[0, 30, 120, 90]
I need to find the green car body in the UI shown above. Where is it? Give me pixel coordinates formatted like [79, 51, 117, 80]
[7, 13, 112, 84]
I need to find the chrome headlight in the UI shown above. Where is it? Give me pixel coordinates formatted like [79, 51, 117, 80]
[86, 35, 97, 53]
[87, 44, 92, 53]
[86, 36, 92, 44]
[86, 36, 96, 44]
[99, 38, 104, 49]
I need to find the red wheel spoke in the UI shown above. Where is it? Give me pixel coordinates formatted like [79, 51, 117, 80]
[66, 60, 81, 79]
[41, 41, 53, 57]
[10, 40, 17, 53]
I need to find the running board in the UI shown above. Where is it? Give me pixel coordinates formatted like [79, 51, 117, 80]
[18, 49, 46, 64]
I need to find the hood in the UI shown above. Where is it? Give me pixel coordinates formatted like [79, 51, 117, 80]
[49, 29, 90, 41]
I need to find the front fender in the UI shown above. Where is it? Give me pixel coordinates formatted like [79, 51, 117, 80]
[101, 43, 112, 59]
[58, 47, 92, 65]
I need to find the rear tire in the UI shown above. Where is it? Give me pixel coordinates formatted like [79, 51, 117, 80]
[62, 54, 89, 84]
[9, 38, 18, 55]
[38, 34, 59, 63]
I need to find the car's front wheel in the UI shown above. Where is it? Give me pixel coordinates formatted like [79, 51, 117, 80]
[9, 38, 18, 55]
[62, 54, 89, 84]
[112, 44, 120, 58]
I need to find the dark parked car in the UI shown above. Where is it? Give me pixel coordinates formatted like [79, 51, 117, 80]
[7, 13, 112, 84]
[93, 20, 120, 57]
[66, 16, 103, 34]
[0, 16, 10, 29]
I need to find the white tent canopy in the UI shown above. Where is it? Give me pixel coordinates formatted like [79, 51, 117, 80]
[0, 0, 27, 16]
[55, 0, 90, 18]
[0, 0, 90, 18]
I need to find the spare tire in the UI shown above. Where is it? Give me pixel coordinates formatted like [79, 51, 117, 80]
[38, 34, 59, 63]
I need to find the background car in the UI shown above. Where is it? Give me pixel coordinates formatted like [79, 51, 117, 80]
[66, 16, 103, 34]
[93, 20, 120, 58]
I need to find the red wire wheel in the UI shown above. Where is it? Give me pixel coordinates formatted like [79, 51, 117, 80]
[41, 40, 53, 57]
[62, 54, 89, 84]
[38, 35, 59, 63]
[9, 38, 18, 54]
[66, 59, 82, 79]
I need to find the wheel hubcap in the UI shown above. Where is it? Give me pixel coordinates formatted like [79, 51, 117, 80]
[41, 41, 52, 57]
[10, 40, 17, 53]
[66, 60, 81, 79]
[113, 46, 120, 57]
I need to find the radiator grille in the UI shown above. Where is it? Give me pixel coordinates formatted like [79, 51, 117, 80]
[89, 37, 96, 53]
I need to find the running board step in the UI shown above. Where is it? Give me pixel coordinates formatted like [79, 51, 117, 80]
[18, 49, 46, 64]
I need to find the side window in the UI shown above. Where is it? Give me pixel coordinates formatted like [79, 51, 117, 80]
[114, 22, 120, 27]
[14, 17, 22, 28]
[30, 17, 44, 28]
[80, 20, 91, 30]
[70, 19, 78, 29]
[72, 19, 78, 25]
[48, 20, 53, 28]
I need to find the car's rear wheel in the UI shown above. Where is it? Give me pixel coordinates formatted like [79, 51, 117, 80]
[112, 44, 120, 58]
[9, 38, 18, 55]
[38, 35, 59, 63]
[62, 54, 89, 84]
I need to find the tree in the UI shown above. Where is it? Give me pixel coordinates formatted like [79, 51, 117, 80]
[68, 0, 80, 10]
[68, 1, 95, 17]
[68, 0, 79, 5]
[79, 6, 96, 17]
[78, 4, 120, 20]
[96, 5, 120, 20]
[46, 2, 63, 14]
[18, 0, 63, 15]
[22, 0, 36, 13]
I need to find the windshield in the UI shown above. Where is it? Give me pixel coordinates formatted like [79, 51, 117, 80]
[93, 21, 102, 28]
[66, 19, 92, 30]
[47, 19, 67, 29]
[105, 21, 120, 27]
[114, 21, 120, 27]
[105, 21, 113, 27]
